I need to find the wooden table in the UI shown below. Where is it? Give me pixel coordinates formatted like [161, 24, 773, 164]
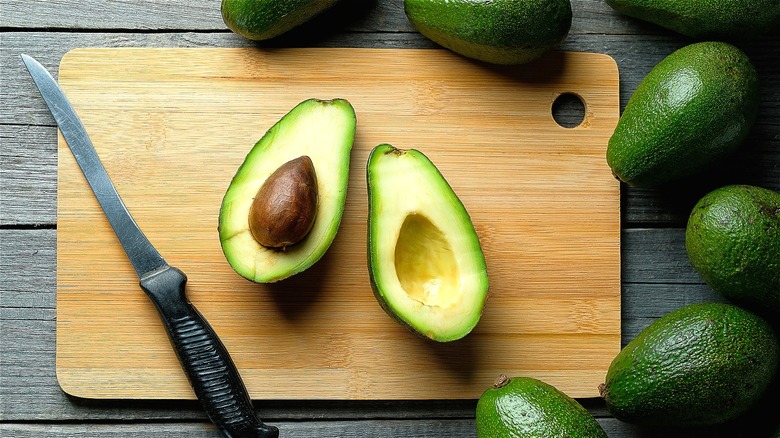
[1, 1, 777, 436]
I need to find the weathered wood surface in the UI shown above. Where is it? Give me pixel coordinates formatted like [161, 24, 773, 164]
[1, 0, 778, 436]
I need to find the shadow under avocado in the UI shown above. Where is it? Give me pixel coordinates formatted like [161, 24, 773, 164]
[407, 325, 481, 383]
[719, 359, 780, 438]
[257, 0, 378, 48]
[264, 245, 336, 322]
[462, 49, 571, 85]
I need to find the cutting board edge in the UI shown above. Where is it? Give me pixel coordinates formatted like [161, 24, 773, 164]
[59, 46, 620, 67]
[54, 47, 623, 401]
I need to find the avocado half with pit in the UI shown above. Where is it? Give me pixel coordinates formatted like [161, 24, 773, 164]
[367, 144, 489, 342]
[219, 98, 356, 283]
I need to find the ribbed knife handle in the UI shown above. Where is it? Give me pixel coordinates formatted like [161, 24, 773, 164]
[140, 266, 279, 438]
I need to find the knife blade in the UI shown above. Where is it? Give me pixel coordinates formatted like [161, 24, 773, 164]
[22, 54, 279, 438]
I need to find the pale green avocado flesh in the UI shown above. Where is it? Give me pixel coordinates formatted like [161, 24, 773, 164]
[367, 144, 488, 342]
[219, 98, 356, 283]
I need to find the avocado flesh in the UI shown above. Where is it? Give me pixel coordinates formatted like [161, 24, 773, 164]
[601, 302, 780, 427]
[607, 41, 759, 188]
[605, 0, 780, 39]
[219, 98, 356, 283]
[404, 0, 572, 65]
[476, 376, 607, 438]
[367, 144, 488, 342]
[221, 0, 341, 41]
[686, 185, 780, 314]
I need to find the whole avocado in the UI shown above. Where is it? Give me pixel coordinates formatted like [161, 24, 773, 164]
[686, 185, 780, 314]
[404, 0, 572, 65]
[221, 0, 340, 41]
[605, 0, 780, 40]
[476, 375, 607, 437]
[600, 302, 779, 427]
[606, 41, 759, 188]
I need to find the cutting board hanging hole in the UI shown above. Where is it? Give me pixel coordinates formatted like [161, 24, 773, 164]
[552, 92, 586, 128]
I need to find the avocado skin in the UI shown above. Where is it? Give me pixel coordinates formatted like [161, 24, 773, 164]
[601, 302, 779, 427]
[404, 0, 572, 65]
[476, 376, 607, 437]
[606, 41, 759, 188]
[686, 185, 780, 314]
[221, 0, 340, 41]
[366, 144, 488, 342]
[605, 0, 780, 40]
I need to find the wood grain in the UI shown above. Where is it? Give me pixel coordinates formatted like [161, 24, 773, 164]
[0, 0, 640, 36]
[54, 47, 620, 400]
[4, 0, 779, 435]
[0, 227, 709, 422]
[0, 417, 755, 438]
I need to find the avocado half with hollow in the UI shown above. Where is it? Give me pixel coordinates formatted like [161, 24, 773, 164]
[367, 144, 489, 342]
[219, 98, 356, 283]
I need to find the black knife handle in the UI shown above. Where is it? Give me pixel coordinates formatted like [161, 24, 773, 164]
[140, 265, 279, 438]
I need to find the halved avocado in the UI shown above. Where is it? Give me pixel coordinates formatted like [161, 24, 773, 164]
[219, 98, 356, 283]
[367, 144, 489, 342]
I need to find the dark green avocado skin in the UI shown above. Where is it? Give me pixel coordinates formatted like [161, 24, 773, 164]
[605, 0, 780, 39]
[686, 185, 780, 315]
[600, 303, 779, 427]
[221, 0, 340, 41]
[404, 0, 572, 65]
[606, 41, 759, 188]
[476, 376, 607, 437]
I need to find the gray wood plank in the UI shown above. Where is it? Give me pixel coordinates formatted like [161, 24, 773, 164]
[0, 124, 58, 226]
[622, 228, 699, 284]
[0, 0, 646, 36]
[0, 417, 774, 438]
[2, 420, 478, 438]
[0, 0, 409, 33]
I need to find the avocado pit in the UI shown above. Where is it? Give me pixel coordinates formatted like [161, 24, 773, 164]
[248, 155, 318, 249]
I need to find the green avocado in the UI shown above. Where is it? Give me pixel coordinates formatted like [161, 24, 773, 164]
[219, 98, 356, 283]
[605, 0, 780, 40]
[367, 144, 488, 342]
[606, 41, 759, 188]
[476, 375, 607, 438]
[221, 0, 341, 41]
[600, 302, 779, 427]
[686, 185, 780, 314]
[404, 0, 572, 65]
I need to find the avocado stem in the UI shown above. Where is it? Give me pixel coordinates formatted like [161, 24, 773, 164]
[493, 374, 510, 389]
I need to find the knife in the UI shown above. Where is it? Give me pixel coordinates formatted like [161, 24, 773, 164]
[21, 54, 279, 438]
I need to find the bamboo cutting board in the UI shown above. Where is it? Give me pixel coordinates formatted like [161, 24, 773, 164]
[56, 47, 621, 400]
